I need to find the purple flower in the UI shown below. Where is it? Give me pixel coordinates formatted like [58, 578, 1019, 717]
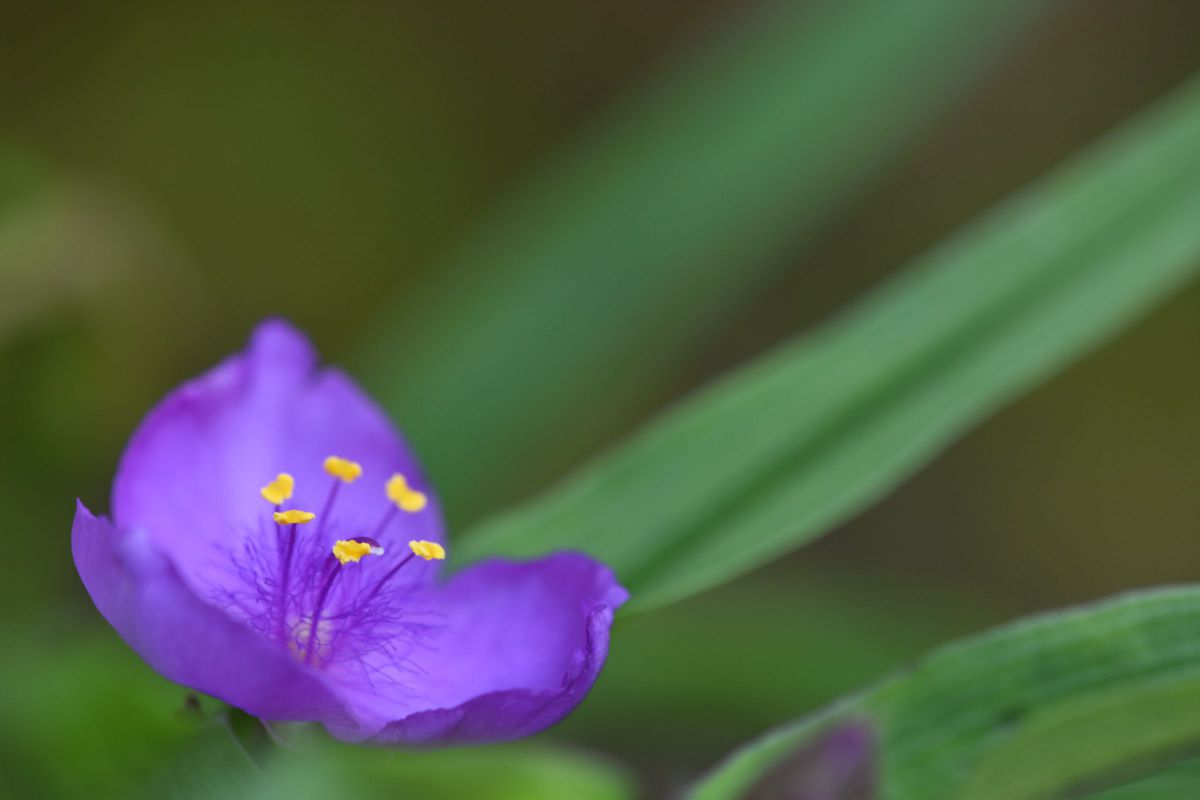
[72, 320, 627, 745]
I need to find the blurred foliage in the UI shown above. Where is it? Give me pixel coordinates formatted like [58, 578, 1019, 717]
[0, 629, 201, 800]
[1, 0, 1199, 797]
[692, 586, 1200, 799]
[148, 719, 634, 800]
[457, 72, 1200, 613]
[355, 0, 1049, 526]
[1091, 760, 1200, 800]
[559, 565, 1000, 769]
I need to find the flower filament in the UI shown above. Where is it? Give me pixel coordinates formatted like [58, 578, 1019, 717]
[258, 457, 439, 667]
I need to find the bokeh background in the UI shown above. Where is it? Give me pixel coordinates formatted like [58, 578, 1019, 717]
[2, 1, 1198, 797]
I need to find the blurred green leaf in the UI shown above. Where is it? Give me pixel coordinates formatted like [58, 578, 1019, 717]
[689, 586, 1200, 799]
[151, 729, 635, 800]
[146, 719, 265, 800]
[1088, 759, 1200, 799]
[956, 681, 1200, 799]
[563, 565, 1001, 757]
[0, 150, 195, 344]
[0, 631, 202, 800]
[358, 0, 1048, 521]
[264, 741, 635, 800]
[457, 73, 1200, 613]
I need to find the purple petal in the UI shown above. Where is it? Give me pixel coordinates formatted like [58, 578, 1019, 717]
[71, 500, 353, 725]
[112, 319, 444, 596]
[345, 553, 627, 745]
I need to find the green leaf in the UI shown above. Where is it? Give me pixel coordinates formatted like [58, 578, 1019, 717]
[260, 742, 636, 800]
[357, 0, 1048, 520]
[0, 632, 204, 800]
[1088, 759, 1200, 799]
[689, 586, 1200, 800]
[146, 718, 266, 800]
[150, 731, 635, 800]
[457, 73, 1200, 614]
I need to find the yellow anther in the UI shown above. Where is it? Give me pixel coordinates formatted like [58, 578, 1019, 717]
[333, 539, 383, 565]
[324, 456, 363, 483]
[409, 540, 446, 561]
[386, 474, 428, 513]
[260, 473, 295, 505]
[274, 509, 316, 525]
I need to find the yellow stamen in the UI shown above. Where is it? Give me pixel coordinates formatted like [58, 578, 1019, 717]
[323, 456, 363, 483]
[333, 539, 383, 565]
[260, 473, 295, 505]
[274, 509, 316, 525]
[386, 474, 428, 513]
[409, 540, 446, 561]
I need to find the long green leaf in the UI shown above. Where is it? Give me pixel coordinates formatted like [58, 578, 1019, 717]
[1088, 759, 1200, 799]
[357, 0, 1048, 520]
[690, 586, 1200, 800]
[457, 73, 1200, 613]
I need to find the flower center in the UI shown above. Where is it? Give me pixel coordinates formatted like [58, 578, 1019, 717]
[256, 456, 443, 666]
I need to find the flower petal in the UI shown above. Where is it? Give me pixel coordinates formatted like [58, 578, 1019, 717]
[112, 319, 443, 596]
[71, 500, 353, 725]
[345, 553, 627, 745]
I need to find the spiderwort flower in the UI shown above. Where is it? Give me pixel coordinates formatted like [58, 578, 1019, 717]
[71, 320, 627, 745]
